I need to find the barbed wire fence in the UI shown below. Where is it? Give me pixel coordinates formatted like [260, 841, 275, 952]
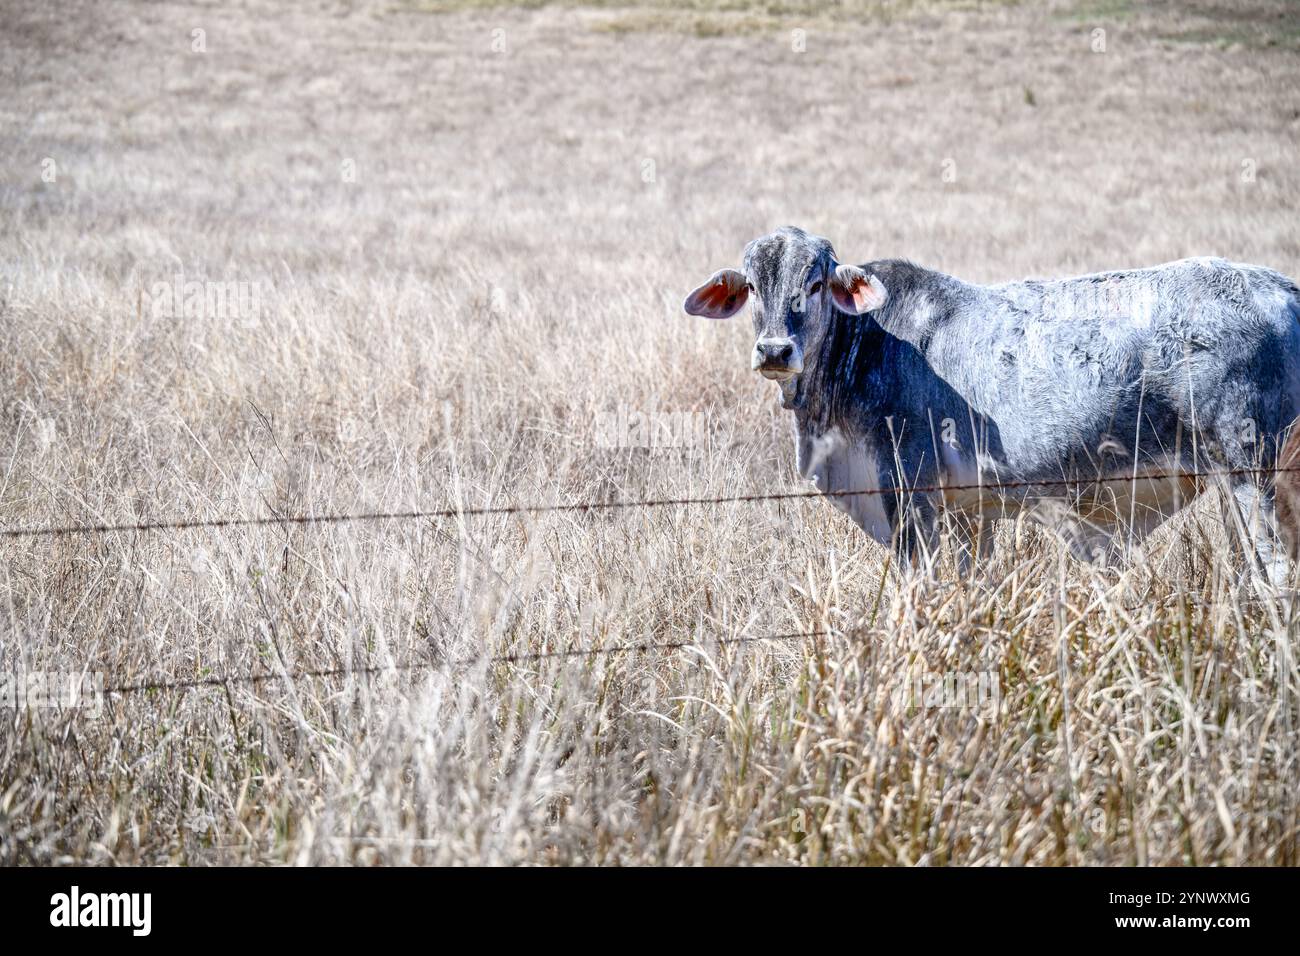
[3, 462, 1294, 541]
[6, 461, 1299, 700]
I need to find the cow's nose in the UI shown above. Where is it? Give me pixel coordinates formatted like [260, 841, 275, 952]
[756, 338, 795, 365]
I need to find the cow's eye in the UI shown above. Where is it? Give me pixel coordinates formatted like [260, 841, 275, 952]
[808, 280, 823, 296]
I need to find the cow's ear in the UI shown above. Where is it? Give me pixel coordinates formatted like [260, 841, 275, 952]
[683, 269, 750, 319]
[830, 264, 888, 314]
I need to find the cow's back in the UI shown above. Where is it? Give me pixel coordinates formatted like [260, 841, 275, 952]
[919, 257, 1300, 474]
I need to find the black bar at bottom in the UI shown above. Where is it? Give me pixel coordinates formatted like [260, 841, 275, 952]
[0, 866, 1284, 943]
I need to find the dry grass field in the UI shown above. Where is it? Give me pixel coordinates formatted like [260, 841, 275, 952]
[3, 0, 1300, 865]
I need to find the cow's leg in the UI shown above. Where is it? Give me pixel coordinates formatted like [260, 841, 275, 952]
[1121, 507, 1173, 550]
[1110, 474, 1202, 570]
[1228, 477, 1290, 590]
[943, 509, 995, 575]
[892, 493, 939, 574]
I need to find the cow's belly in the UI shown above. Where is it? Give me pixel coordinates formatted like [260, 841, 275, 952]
[1071, 467, 1201, 525]
[937, 451, 1200, 527]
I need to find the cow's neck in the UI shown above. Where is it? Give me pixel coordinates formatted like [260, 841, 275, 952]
[786, 310, 892, 434]
[782, 259, 961, 442]
[786, 260, 963, 427]
[855, 260, 941, 355]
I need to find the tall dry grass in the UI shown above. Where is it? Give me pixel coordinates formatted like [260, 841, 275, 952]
[2, 0, 1299, 864]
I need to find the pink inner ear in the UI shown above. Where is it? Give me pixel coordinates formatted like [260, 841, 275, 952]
[684, 270, 749, 318]
[851, 275, 886, 312]
[689, 284, 733, 316]
[706, 283, 736, 311]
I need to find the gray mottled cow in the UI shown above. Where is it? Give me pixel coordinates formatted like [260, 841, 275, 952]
[684, 226, 1300, 583]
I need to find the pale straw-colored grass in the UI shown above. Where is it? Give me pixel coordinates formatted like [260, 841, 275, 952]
[2, 0, 1299, 864]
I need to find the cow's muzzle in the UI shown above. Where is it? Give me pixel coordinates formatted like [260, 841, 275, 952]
[752, 337, 802, 381]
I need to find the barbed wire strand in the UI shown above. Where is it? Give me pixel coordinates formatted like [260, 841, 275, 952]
[88, 589, 1286, 698]
[97, 629, 832, 696]
[4, 463, 1298, 541]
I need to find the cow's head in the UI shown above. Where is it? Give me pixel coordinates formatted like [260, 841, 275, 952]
[683, 227, 888, 383]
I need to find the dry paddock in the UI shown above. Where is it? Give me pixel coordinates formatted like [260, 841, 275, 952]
[2, 0, 1300, 864]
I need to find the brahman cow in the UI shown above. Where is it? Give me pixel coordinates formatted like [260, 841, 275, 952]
[684, 227, 1300, 584]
